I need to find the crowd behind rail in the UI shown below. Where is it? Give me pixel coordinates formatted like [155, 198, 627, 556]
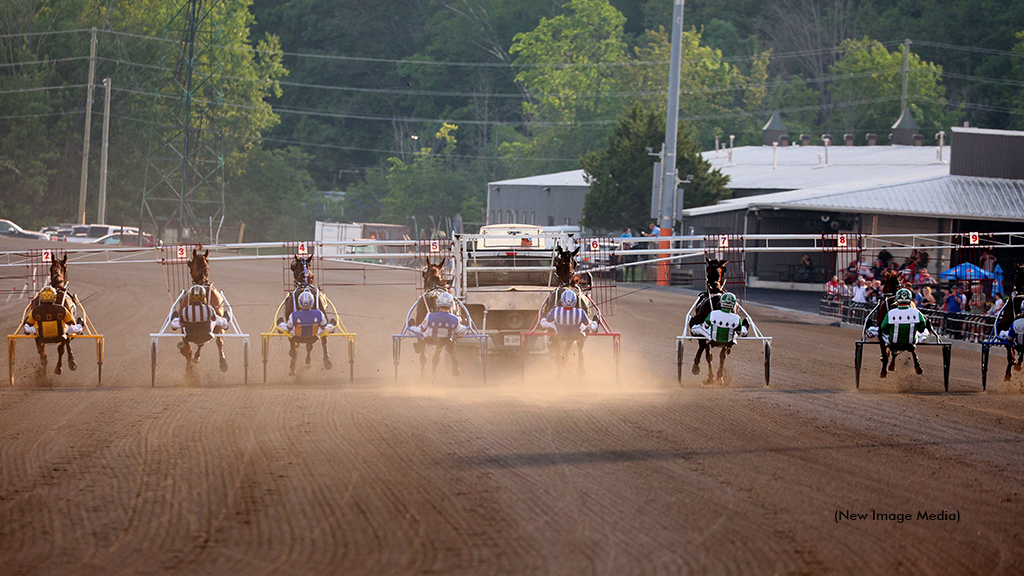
[817, 247, 1006, 342]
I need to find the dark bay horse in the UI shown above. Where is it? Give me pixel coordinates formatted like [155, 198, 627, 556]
[542, 245, 594, 317]
[689, 257, 730, 382]
[183, 247, 229, 371]
[996, 262, 1024, 379]
[29, 253, 79, 374]
[869, 269, 921, 377]
[282, 250, 333, 370]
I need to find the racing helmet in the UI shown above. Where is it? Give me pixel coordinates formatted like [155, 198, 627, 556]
[39, 286, 57, 303]
[719, 292, 737, 312]
[560, 290, 577, 308]
[297, 289, 315, 310]
[188, 284, 206, 303]
[436, 291, 454, 309]
[895, 288, 912, 305]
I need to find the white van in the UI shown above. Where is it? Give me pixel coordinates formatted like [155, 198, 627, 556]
[65, 224, 140, 243]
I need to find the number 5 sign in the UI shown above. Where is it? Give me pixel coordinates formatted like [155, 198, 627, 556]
[429, 240, 440, 253]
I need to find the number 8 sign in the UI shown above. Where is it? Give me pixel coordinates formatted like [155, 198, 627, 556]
[838, 234, 847, 248]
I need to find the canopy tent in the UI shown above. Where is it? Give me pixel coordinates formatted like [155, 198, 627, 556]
[938, 262, 994, 281]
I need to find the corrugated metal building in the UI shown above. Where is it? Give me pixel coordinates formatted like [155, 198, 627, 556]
[486, 170, 589, 229]
[681, 127, 1024, 286]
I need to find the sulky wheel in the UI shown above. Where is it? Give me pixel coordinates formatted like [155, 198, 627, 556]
[151, 341, 157, 387]
[763, 341, 772, 387]
[677, 340, 684, 384]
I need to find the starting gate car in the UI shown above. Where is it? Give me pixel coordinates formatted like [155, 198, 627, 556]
[854, 301, 952, 391]
[518, 288, 620, 380]
[149, 245, 249, 386]
[7, 248, 104, 386]
[676, 296, 772, 387]
[260, 242, 356, 382]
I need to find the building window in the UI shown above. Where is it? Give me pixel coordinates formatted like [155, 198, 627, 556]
[531, 211, 536, 225]
[548, 216, 554, 226]
[507, 210, 513, 223]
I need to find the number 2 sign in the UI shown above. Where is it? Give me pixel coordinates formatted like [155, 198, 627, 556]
[41, 250, 52, 263]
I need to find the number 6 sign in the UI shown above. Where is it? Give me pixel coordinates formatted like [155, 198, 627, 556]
[590, 239, 600, 251]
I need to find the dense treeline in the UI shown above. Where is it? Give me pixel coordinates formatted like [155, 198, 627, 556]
[1, 0, 1021, 238]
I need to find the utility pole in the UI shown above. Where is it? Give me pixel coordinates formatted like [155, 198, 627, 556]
[77, 27, 97, 225]
[655, 0, 684, 286]
[98, 78, 111, 225]
[901, 38, 911, 114]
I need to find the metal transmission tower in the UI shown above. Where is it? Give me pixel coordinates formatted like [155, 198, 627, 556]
[140, 0, 226, 244]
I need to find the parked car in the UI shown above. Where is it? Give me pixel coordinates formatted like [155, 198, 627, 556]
[0, 219, 50, 241]
[65, 224, 140, 243]
[92, 232, 155, 247]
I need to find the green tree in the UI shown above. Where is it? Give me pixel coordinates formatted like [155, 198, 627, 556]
[226, 146, 318, 242]
[580, 102, 729, 233]
[829, 38, 958, 139]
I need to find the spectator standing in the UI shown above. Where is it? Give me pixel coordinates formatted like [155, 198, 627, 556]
[944, 285, 966, 339]
[826, 275, 842, 296]
[980, 249, 997, 274]
[798, 254, 813, 282]
[620, 228, 634, 281]
[920, 286, 937, 308]
[852, 277, 869, 304]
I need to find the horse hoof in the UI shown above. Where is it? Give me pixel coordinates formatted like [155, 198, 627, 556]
[716, 377, 726, 386]
[305, 357, 311, 366]
[915, 365, 923, 375]
[691, 364, 700, 375]
[452, 364, 461, 377]
[219, 360, 228, 373]
[1015, 364, 1023, 372]
[703, 377, 715, 386]
[69, 359, 77, 371]
[324, 359, 333, 371]
[54, 365, 62, 375]
[413, 340, 425, 354]
[880, 369, 887, 379]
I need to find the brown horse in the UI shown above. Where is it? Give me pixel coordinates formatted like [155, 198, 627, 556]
[281, 249, 333, 372]
[996, 262, 1024, 380]
[688, 257, 731, 383]
[870, 269, 920, 377]
[183, 247, 229, 371]
[413, 257, 450, 325]
[29, 253, 79, 375]
[542, 245, 595, 319]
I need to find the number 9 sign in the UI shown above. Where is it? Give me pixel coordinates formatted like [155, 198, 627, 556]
[969, 232, 979, 245]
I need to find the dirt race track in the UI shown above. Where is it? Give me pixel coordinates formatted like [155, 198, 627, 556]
[2, 238, 1024, 575]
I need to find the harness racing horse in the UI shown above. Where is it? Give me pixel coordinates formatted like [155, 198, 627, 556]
[28, 254, 79, 375]
[688, 257, 729, 380]
[995, 262, 1024, 379]
[542, 245, 594, 317]
[870, 269, 920, 377]
[183, 247, 229, 371]
[413, 257, 450, 325]
[282, 249, 333, 371]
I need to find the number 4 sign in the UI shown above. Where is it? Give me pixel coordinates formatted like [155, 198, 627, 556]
[297, 242, 308, 255]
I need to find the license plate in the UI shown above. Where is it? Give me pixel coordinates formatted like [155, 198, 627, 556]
[503, 334, 522, 346]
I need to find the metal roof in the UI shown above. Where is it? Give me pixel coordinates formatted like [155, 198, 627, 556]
[489, 169, 588, 187]
[778, 176, 1024, 222]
